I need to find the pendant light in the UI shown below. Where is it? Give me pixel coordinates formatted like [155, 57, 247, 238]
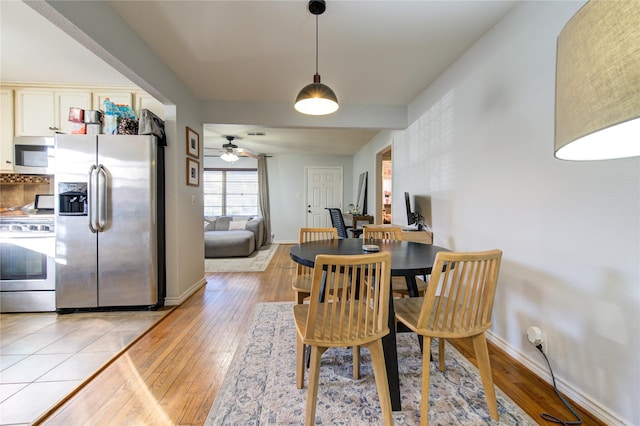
[295, 0, 339, 115]
[555, 0, 640, 160]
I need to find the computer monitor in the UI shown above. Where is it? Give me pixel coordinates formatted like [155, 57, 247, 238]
[405, 192, 414, 225]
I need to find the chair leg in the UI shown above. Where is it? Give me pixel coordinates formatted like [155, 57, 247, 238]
[296, 333, 306, 389]
[471, 333, 499, 420]
[353, 346, 360, 379]
[438, 338, 445, 371]
[367, 340, 394, 425]
[296, 291, 308, 305]
[305, 346, 324, 426]
[420, 337, 432, 426]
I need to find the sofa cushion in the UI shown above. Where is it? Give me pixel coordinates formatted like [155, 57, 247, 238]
[204, 216, 217, 231]
[228, 220, 248, 230]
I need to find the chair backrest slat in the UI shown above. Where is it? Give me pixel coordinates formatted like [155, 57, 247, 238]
[363, 226, 403, 242]
[306, 253, 392, 345]
[297, 228, 338, 275]
[326, 208, 349, 239]
[417, 250, 502, 336]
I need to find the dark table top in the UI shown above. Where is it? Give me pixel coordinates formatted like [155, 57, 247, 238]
[289, 238, 450, 277]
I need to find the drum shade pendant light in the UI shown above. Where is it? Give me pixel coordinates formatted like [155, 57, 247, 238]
[555, 0, 640, 161]
[295, 0, 339, 115]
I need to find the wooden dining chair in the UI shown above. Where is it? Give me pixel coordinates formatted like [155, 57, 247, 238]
[293, 252, 394, 426]
[394, 249, 503, 425]
[362, 225, 403, 241]
[362, 225, 428, 297]
[291, 227, 339, 304]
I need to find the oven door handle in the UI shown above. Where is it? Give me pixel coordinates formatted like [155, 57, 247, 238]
[88, 165, 98, 233]
[96, 164, 108, 232]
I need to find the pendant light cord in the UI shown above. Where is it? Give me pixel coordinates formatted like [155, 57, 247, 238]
[315, 14, 319, 75]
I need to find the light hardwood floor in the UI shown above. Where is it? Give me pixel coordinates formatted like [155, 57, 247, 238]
[38, 244, 605, 425]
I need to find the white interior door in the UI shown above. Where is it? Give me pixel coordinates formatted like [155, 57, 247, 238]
[306, 167, 343, 228]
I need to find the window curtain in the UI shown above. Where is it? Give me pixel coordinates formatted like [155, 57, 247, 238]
[258, 155, 272, 245]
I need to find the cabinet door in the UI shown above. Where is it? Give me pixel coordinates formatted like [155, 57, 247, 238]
[92, 92, 133, 112]
[0, 89, 14, 172]
[56, 91, 92, 134]
[15, 89, 55, 136]
[134, 93, 164, 120]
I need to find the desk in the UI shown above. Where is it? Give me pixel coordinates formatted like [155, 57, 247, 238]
[387, 224, 434, 244]
[342, 213, 373, 237]
[290, 238, 450, 411]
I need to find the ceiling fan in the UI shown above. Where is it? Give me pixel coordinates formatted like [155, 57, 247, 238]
[205, 135, 259, 162]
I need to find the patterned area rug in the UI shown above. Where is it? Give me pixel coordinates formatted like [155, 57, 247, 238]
[204, 244, 279, 273]
[206, 302, 536, 425]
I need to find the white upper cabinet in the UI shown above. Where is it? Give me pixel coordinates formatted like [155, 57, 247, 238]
[56, 91, 93, 134]
[92, 92, 133, 113]
[134, 93, 164, 120]
[0, 89, 14, 172]
[15, 89, 91, 136]
[15, 89, 55, 136]
[8, 86, 162, 142]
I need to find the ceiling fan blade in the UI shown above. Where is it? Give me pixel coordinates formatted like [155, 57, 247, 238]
[236, 147, 260, 158]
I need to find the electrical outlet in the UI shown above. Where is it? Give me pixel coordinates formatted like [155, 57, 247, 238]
[527, 326, 548, 354]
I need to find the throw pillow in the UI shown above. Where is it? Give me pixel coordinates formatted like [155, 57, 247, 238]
[204, 216, 217, 231]
[228, 220, 248, 230]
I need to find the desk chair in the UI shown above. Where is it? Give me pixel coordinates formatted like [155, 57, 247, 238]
[362, 225, 428, 297]
[291, 227, 339, 304]
[326, 207, 352, 238]
[394, 249, 503, 425]
[293, 252, 394, 426]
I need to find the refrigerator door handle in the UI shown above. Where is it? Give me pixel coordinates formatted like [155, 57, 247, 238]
[88, 165, 98, 233]
[97, 164, 108, 232]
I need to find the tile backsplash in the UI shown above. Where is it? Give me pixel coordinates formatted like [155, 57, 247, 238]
[0, 174, 53, 209]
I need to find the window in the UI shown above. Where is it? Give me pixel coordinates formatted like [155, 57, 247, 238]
[203, 169, 258, 216]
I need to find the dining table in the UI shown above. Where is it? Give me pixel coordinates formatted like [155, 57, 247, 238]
[289, 238, 450, 411]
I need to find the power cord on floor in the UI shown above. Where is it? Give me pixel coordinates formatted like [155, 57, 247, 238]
[536, 343, 583, 425]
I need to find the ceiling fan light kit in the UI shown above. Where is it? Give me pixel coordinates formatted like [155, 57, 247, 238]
[220, 135, 240, 163]
[295, 0, 339, 115]
[221, 150, 239, 163]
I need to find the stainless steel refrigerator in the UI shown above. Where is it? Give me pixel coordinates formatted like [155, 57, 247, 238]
[54, 134, 165, 312]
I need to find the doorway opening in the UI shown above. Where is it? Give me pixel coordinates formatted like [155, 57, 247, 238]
[375, 146, 392, 224]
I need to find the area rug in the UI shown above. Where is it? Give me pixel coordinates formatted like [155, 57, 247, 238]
[204, 243, 279, 273]
[206, 302, 536, 425]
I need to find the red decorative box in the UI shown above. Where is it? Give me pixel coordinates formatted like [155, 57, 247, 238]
[68, 107, 84, 123]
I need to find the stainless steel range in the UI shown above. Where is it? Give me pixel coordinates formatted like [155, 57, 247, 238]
[0, 215, 56, 312]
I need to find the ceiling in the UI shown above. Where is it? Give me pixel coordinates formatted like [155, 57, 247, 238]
[1, 1, 517, 156]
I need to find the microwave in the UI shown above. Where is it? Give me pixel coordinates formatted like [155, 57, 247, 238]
[13, 136, 55, 175]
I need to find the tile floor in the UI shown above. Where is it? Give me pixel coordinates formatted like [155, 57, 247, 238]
[0, 309, 170, 425]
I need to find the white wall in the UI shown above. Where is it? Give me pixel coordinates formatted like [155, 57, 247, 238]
[356, 1, 638, 424]
[266, 154, 354, 243]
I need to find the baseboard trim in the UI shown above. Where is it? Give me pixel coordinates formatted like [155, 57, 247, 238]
[486, 331, 627, 425]
[164, 277, 207, 306]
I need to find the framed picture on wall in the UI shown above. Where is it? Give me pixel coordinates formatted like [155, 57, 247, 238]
[186, 127, 200, 159]
[186, 157, 200, 187]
